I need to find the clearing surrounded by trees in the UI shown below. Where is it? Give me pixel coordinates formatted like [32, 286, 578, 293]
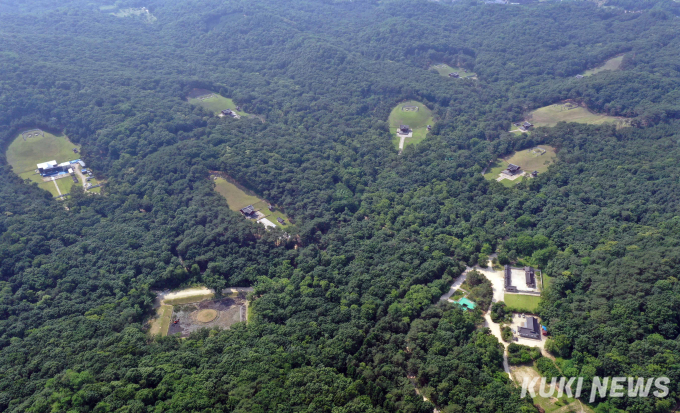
[213, 175, 291, 229]
[149, 287, 253, 337]
[484, 146, 557, 187]
[187, 89, 249, 117]
[6, 130, 90, 198]
[517, 103, 629, 129]
[430, 63, 477, 79]
[581, 55, 624, 77]
[388, 100, 435, 150]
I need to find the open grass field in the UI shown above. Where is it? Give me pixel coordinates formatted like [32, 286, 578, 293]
[6, 131, 82, 198]
[504, 293, 542, 313]
[506, 146, 557, 173]
[187, 89, 248, 117]
[527, 104, 627, 128]
[430, 63, 477, 79]
[213, 177, 292, 228]
[7, 131, 80, 176]
[582, 55, 623, 77]
[484, 147, 556, 186]
[388, 100, 434, 149]
[483, 159, 509, 181]
[56, 177, 76, 195]
[215, 177, 261, 211]
[148, 304, 173, 337]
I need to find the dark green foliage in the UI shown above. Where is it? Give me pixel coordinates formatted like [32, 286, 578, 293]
[0, 0, 678, 411]
[536, 358, 561, 381]
[501, 326, 513, 343]
[490, 301, 510, 323]
[465, 270, 494, 311]
[507, 344, 542, 366]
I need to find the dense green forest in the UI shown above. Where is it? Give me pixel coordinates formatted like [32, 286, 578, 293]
[1, 0, 680, 411]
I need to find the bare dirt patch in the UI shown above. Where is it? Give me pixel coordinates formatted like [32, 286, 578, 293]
[195, 309, 218, 323]
[167, 295, 246, 337]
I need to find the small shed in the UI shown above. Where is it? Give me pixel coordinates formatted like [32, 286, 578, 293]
[277, 217, 285, 224]
[398, 124, 411, 134]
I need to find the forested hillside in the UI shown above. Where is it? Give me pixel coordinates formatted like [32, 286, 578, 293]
[1, 0, 680, 412]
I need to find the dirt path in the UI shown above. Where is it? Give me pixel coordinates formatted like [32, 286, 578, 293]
[74, 165, 87, 187]
[52, 178, 61, 196]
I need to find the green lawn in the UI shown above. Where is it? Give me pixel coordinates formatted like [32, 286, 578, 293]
[527, 104, 627, 128]
[56, 177, 77, 195]
[582, 55, 623, 77]
[7, 131, 80, 176]
[388, 100, 435, 149]
[6, 131, 83, 198]
[215, 177, 262, 211]
[506, 146, 557, 174]
[188, 91, 249, 117]
[484, 147, 556, 186]
[149, 304, 173, 337]
[430, 63, 477, 79]
[39, 180, 61, 197]
[483, 159, 509, 181]
[504, 293, 541, 313]
[213, 177, 292, 229]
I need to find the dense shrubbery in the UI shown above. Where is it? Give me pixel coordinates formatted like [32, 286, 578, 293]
[507, 343, 542, 366]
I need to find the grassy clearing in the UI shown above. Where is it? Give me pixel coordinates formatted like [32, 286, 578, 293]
[215, 177, 261, 211]
[506, 146, 557, 174]
[213, 177, 292, 228]
[7, 131, 80, 176]
[388, 100, 434, 149]
[187, 91, 249, 117]
[528, 104, 627, 128]
[504, 293, 541, 313]
[6, 131, 83, 198]
[149, 304, 173, 337]
[430, 63, 477, 79]
[484, 147, 557, 186]
[582, 55, 623, 77]
[483, 159, 509, 181]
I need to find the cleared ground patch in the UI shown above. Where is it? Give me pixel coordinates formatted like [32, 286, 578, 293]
[430, 63, 477, 79]
[527, 104, 628, 128]
[6, 130, 84, 198]
[510, 365, 594, 413]
[484, 146, 557, 187]
[388, 100, 435, 149]
[582, 55, 623, 77]
[213, 176, 292, 229]
[149, 287, 253, 337]
[187, 88, 249, 117]
[504, 293, 541, 313]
